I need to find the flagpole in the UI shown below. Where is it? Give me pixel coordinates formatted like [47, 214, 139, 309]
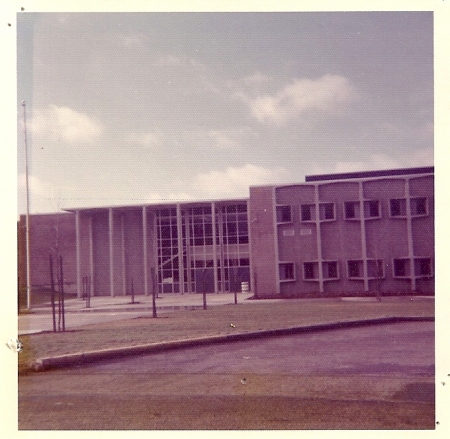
[22, 100, 31, 310]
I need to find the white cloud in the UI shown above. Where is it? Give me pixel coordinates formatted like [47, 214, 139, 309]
[125, 131, 164, 148]
[31, 105, 103, 143]
[190, 127, 259, 150]
[243, 72, 271, 86]
[145, 192, 195, 203]
[17, 174, 61, 213]
[311, 148, 434, 176]
[18, 173, 54, 198]
[247, 75, 357, 126]
[192, 164, 290, 198]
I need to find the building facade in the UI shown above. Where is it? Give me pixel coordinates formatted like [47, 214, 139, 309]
[67, 200, 250, 297]
[18, 167, 434, 298]
[249, 167, 434, 297]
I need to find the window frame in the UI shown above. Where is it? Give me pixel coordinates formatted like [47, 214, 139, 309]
[300, 204, 315, 222]
[279, 262, 296, 282]
[364, 200, 381, 219]
[410, 197, 428, 217]
[367, 259, 385, 279]
[344, 201, 360, 220]
[303, 261, 319, 281]
[414, 257, 433, 278]
[390, 198, 407, 218]
[276, 205, 293, 224]
[319, 202, 336, 222]
[392, 258, 411, 278]
[322, 260, 339, 280]
[347, 260, 364, 279]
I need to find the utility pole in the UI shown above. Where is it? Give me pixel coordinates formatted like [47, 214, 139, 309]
[22, 100, 31, 310]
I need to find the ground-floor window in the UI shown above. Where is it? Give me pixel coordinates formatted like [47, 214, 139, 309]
[279, 262, 295, 281]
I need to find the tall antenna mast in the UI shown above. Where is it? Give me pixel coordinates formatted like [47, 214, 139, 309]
[22, 100, 31, 310]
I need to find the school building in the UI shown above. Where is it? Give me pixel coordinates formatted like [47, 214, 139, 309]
[18, 166, 434, 298]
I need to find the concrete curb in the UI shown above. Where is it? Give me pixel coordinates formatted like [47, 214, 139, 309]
[30, 316, 434, 372]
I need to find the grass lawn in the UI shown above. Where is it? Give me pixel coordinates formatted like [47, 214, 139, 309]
[18, 299, 434, 374]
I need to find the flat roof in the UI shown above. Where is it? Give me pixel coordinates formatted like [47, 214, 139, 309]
[64, 198, 249, 213]
[305, 166, 434, 182]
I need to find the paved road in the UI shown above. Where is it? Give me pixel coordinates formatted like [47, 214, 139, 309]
[82, 321, 434, 376]
[18, 321, 435, 430]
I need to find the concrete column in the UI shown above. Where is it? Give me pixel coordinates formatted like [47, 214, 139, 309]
[109, 208, 114, 297]
[314, 184, 324, 293]
[405, 179, 416, 291]
[218, 206, 225, 292]
[273, 187, 281, 294]
[143, 206, 149, 296]
[359, 182, 369, 291]
[185, 210, 192, 294]
[153, 213, 159, 297]
[89, 216, 94, 296]
[176, 204, 185, 294]
[121, 214, 126, 295]
[75, 210, 81, 298]
[212, 202, 219, 293]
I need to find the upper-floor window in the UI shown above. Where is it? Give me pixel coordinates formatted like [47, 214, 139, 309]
[364, 200, 380, 219]
[344, 201, 359, 220]
[319, 203, 335, 221]
[390, 199, 407, 217]
[390, 197, 428, 218]
[300, 204, 315, 222]
[276, 205, 292, 223]
[410, 197, 428, 216]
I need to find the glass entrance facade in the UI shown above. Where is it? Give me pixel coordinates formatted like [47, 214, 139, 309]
[156, 202, 250, 294]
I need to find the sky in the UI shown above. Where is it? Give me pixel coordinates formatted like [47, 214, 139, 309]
[16, 10, 434, 214]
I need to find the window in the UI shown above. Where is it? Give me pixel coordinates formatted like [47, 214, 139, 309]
[323, 261, 338, 279]
[364, 200, 380, 219]
[393, 258, 410, 277]
[279, 262, 295, 281]
[302, 261, 338, 280]
[276, 205, 292, 223]
[410, 197, 427, 216]
[414, 258, 432, 277]
[344, 201, 359, 219]
[390, 199, 407, 217]
[300, 204, 315, 222]
[347, 259, 385, 279]
[303, 262, 318, 280]
[319, 203, 335, 221]
[347, 260, 363, 278]
[367, 259, 384, 279]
